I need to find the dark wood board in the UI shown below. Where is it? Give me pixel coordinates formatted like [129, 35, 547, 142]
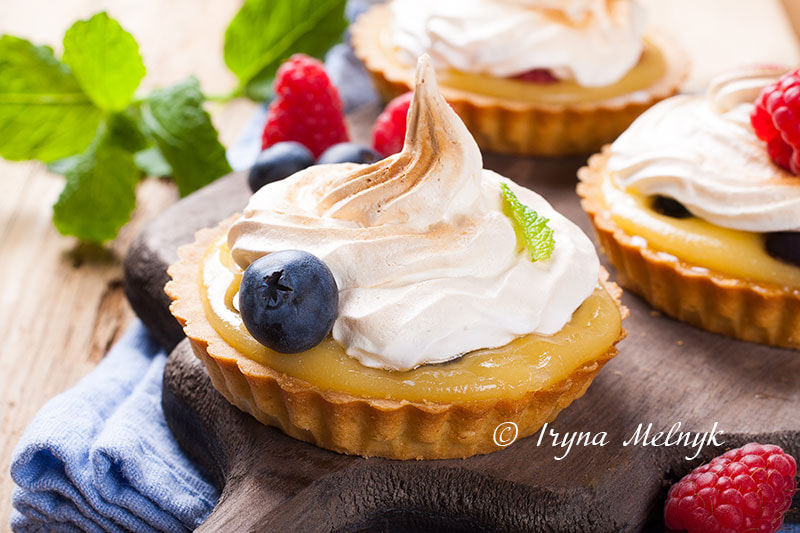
[124, 114, 800, 532]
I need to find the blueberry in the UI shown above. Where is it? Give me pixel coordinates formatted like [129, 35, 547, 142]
[248, 142, 314, 192]
[651, 195, 693, 219]
[765, 232, 800, 267]
[316, 142, 382, 165]
[239, 250, 338, 353]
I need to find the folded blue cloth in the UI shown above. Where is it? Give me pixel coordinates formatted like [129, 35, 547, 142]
[9, 322, 219, 532]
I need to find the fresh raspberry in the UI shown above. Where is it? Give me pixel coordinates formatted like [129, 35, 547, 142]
[512, 68, 559, 84]
[372, 91, 412, 157]
[767, 137, 793, 171]
[664, 442, 797, 533]
[261, 54, 349, 157]
[750, 67, 800, 174]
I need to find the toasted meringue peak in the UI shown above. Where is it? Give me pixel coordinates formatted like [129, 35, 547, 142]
[317, 55, 482, 227]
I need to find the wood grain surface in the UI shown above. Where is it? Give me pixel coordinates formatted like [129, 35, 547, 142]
[128, 154, 800, 532]
[2, 0, 800, 528]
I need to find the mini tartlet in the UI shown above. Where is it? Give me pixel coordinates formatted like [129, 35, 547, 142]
[168, 57, 627, 460]
[351, 0, 688, 156]
[578, 67, 800, 349]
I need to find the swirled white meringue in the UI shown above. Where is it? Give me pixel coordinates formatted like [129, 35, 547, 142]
[607, 66, 800, 233]
[389, 0, 646, 87]
[226, 56, 599, 371]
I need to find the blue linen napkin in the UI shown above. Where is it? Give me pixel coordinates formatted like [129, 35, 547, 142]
[9, 322, 219, 532]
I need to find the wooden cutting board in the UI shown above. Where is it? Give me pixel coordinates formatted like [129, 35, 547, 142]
[123, 121, 800, 530]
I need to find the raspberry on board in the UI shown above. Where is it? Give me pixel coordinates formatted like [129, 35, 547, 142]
[261, 54, 349, 158]
[664, 442, 797, 533]
[372, 91, 413, 157]
[750, 67, 800, 175]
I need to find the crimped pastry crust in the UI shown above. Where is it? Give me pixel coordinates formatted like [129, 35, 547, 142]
[351, 5, 688, 157]
[578, 148, 800, 350]
[166, 217, 628, 460]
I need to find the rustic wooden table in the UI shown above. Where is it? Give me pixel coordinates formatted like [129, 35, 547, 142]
[1, 0, 798, 529]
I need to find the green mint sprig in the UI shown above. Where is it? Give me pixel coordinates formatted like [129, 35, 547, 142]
[0, 1, 347, 243]
[500, 183, 556, 262]
[0, 12, 231, 242]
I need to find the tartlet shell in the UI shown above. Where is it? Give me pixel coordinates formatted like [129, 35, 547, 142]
[166, 217, 628, 460]
[578, 148, 800, 350]
[351, 5, 689, 157]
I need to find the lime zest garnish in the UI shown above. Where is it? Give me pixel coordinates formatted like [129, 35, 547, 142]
[500, 182, 555, 262]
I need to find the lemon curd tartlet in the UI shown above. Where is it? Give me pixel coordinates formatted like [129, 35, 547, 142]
[351, 0, 687, 156]
[167, 57, 627, 460]
[579, 67, 800, 349]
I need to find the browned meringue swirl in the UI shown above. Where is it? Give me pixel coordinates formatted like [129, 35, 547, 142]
[315, 55, 482, 227]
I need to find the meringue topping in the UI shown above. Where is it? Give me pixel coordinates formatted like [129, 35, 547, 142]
[390, 0, 646, 87]
[225, 56, 600, 371]
[608, 66, 800, 233]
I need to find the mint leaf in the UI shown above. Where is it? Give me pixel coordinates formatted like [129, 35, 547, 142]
[47, 155, 82, 175]
[134, 146, 172, 177]
[53, 120, 139, 243]
[242, 69, 278, 102]
[500, 183, 555, 262]
[0, 35, 102, 162]
[47, 111, 146, 176]
[140, 77, 231, 196]
[62, 12, 145, 111]
[105, 110, 148, 153]
[123, 106, 173, 176]
[224, 0, 347, 100]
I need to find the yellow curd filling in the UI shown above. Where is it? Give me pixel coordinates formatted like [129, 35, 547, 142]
[201, 240, 621, 403]
[601, 174, 800, 289]
[377, 29, 667, 105]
